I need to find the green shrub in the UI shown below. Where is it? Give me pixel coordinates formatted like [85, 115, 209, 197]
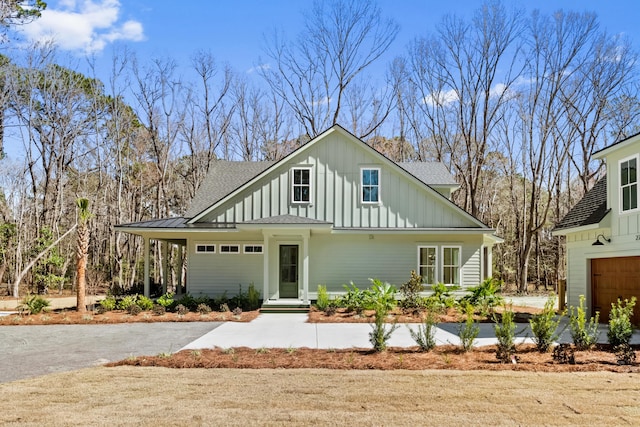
[458, 303, 479, 352]
[117, 294, 137, 311]
[136, 295, 154, 311]
[369, 305, 398, 352]
[176, 294, 197, 311]
[369, 278, 397, 313]
[316, 285, 330, 311]
[608, 297, 636, 348]
[408, 312, 438, 351]
[461, 278, 503, 315]
[246, 283, 261, 310]
[19, 295, 51, 315]
[399, 270, 425, 310]
[99, 296, 117, 312]
[367, 278, 399, 352]
[426, 283, 458, 311]
[211, 292, 229, 311]
[569, 295, 600, 350]
[156, 292, 174, 308]
[529, 295, 563, 353]
[341, 282, 369, 313]
[230, 284, 249, 310]
[494, 305, 516, 363]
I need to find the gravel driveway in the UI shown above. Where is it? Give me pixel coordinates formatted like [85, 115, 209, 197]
[0, 322, 220, 383]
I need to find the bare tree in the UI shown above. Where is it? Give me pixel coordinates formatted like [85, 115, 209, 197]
[261, 0, 399, 138]
[406, 0, 524, 218]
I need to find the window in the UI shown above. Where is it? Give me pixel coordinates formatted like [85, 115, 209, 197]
[418, 246, 437, 285]
[219, 244, 240, 254]
[620, 156, 638, 212]
[244, 245, 263, 254]
[361, 168, 380, 203]
[442, 246, 461, 285]
[292, 167, 311, 203]
[195, 244, 215, 254]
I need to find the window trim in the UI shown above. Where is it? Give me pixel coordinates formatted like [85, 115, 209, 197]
[619, 154, 639, 214]
[291, 166, 312, 204]
[219, 244, 240, 254]
[360, 167, 381, 204]
[441, 246, 462, 286]
[243, 244, 264, 254]
[195, 243, 216, 254]
[417, 245, 438, 285]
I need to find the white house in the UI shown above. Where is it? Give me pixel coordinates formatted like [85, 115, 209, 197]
[554, 132, 640, 322]
[115, 125, 501, 306]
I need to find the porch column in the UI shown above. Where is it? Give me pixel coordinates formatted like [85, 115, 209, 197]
[162, 241, 169, 295]
[143, 237, 150, 297]
[177, 244, 183, 296]
[263, 232, 270, 303]
[302, 231, 309, 304]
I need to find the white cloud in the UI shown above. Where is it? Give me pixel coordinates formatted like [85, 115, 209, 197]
[19, 0, 144, 53]
[247, 63, 270, 74]
[422, 89, 458, 107]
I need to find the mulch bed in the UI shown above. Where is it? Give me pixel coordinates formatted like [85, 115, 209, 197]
[0, 309, 259, 325]
[107, 344, 640, 373]
[307, 305, 542, 323]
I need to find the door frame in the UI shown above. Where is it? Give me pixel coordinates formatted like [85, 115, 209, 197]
[278, 244, 300, 299]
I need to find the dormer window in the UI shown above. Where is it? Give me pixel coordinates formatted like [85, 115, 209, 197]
[361, 167, 380, 203]
[620, 155, 638, 212]
[292, 167, 311, 203]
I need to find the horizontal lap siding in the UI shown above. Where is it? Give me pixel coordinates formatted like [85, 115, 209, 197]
[188, 235, 263, 298]
[309, 234, 483, 293]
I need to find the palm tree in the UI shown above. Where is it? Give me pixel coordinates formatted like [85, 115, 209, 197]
[75, 198, 92, 312]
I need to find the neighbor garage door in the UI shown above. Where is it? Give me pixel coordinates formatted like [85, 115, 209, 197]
[591, 257, 640, 324]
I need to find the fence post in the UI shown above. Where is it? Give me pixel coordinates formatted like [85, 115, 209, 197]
[558, 279, 566, 311]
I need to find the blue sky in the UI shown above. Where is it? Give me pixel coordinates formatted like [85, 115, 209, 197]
[4, 0, 639, 161]
[16, 0, 640, 75]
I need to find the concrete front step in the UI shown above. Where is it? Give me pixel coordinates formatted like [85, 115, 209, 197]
[260, 304, 311, 314]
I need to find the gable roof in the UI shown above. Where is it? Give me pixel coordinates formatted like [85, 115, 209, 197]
[554, 177, 609, 232]
[185, 159, 459, 219]
[397, 162, 459, 187]
[593, 131, 640, 159]
[185, 161, 275, 218]
[188, 125, 488, 228]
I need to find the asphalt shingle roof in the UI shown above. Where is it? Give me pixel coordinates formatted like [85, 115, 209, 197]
[398, 162, 459, 186]
[554, 177, 609, 231]
[184, 161, 275, 218]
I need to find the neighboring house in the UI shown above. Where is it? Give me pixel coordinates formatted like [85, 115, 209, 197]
[115, 125, 501, 306]
[554, 132, 640, 322]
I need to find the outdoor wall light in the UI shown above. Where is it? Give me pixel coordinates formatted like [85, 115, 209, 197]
[592, 234, 611, 246]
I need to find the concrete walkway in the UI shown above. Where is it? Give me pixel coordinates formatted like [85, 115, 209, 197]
[182, 313, 640, 351]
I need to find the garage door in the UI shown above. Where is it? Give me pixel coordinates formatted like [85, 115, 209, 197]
[591, 257, 640, 324]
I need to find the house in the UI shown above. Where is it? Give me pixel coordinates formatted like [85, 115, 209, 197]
[115, 125, 501, 306]
[554, 132, 640, 322]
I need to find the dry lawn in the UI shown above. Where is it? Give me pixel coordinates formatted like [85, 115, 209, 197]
[0, 367, 638, 426]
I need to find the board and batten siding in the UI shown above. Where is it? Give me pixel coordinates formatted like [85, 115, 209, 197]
[603, 142, 640, 239]
[308, 233, 484, 294]
[199, 132, 476, 229]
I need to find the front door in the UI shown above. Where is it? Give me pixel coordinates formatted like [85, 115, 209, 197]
[279, 245, 299, 298]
